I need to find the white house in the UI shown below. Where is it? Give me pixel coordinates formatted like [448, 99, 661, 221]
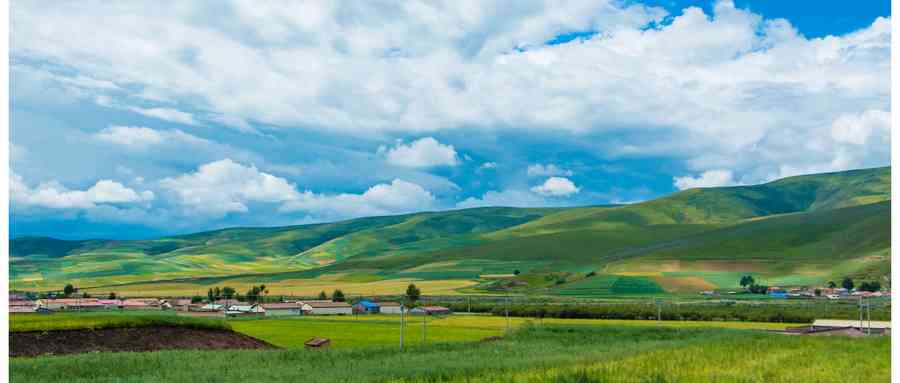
[262, 302, 309, 316]
[304, 301, 352, 315]
[378, 301, 404, 314]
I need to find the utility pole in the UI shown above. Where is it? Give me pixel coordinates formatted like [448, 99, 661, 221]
[656, 299, 662, 322]
[505, 292, 510, 333]
[399, 302, 405, 350]
[422, 313, 427, 344]
[858, 296, 863, 330]
[866, 299, 871, 336]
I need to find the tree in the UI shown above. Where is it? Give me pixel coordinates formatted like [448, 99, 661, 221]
[222, 287, 236, 300]
[82, 292, 91, 298]
[318, 291, 328, 300]
[405, 283, 421, 303]
[747, 284, 768, 294]
[814, 289, 822, 297]
[513, 269, 521, 276]
[332, 289, 346, 302]
[841, 277, 854, 291]
[586, 271, 597, 278]
[108, 292, 117, 300]
[827, 281, 837, 288]
[63, 284, 75, 297]
[739, 275, 755, 289]
[859, 281, 881, 292]
[207, 288, 215, 302]
[191, 296, 203, 304]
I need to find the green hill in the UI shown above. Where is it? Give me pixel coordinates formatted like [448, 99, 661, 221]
[10, 167, 890, 296]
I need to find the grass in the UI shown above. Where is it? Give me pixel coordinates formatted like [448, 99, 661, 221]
[9, 311, 230, 332]
[10, 324, 889, 383]
[230, 314, 792, 349]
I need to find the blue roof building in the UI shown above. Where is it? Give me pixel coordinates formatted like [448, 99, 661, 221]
[353, 300, 380, 314]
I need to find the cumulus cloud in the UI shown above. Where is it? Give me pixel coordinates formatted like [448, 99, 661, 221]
[381, 137, 460, 168]
[673, 170, 737, 190]
[10, 1, 890, 180]
[480, 162, 498, 169]
[527, 163, 573, 177]
[456, 189, 548, 209]
[530, 177, 580, 197]
[280, 179, 435, 220]
[11, 172, 154, 209]
[128, 106, 199, 126]
[830, 109, 890, 146]
[160, 159, 301, 216]
[94, 125, 209, 148]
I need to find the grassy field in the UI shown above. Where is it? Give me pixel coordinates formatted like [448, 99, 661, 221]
[229, 314, 792, 349]
[10, 324, 889, 382]
[9, 312, 229, 332]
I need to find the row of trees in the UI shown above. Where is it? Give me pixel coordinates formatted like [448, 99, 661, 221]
[201, 283, 423, 304]
[739, 275, 883, 294]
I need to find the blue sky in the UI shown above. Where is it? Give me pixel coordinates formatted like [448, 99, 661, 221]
[10, 0, 891, 239]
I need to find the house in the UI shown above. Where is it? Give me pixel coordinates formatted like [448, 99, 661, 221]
[97, 299, 123, 309]
[198, 303, 225, 311]
[9, 300, 36, 314]
[768, 291, 788, 299]
[352, 300, 380, 314]
[378, 301, 403, 314]
[304, 337, 331, 349]
[262, 302, 308, 316]
[812, 319, 891, 335]
[409, 306, 452, 316]
[226, 304, 265, 317]
[305, 301, 352, 315]
[121, 299, 160, 310]
[38, 298, 106, 311]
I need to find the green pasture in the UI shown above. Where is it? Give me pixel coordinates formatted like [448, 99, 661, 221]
[10, 324, 889, 383]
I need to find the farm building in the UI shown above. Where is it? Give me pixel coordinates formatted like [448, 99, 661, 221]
[121, 299, 161, 310]
[378, 301, 403, 314]
[305, 301, 352, 315]
[409, 306, 452, 316]
[198, 303, 225, 311]
[37, 298, 106, 311]
[812, 319, 891, 335]
[262, 302, 309, 316]
[226, 304, 265, 317]
[353, 300, 380, 314]
[9, 300, 36, 313]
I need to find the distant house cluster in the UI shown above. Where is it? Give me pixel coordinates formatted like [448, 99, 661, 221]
[8, 297, 169, 313]
[8, 291, 453, 319]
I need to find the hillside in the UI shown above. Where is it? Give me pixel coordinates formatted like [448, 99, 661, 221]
[10, 167, 891, 296]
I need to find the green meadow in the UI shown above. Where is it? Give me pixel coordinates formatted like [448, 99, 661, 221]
[10, 323, 889, 383]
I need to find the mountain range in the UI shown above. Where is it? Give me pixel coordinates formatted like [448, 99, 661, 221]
[10, 166, 890, 297]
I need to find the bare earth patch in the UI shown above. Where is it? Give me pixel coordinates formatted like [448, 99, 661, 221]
[11, 326, 275, 358]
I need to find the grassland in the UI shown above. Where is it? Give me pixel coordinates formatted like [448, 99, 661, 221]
[9, 312, 230, 332]
[11, 167, 891, 297]
[229, 314, 792, 349]
[10, 324, 889, 382]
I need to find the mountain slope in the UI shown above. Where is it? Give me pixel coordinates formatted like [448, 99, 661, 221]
[10, 167, 890, 293]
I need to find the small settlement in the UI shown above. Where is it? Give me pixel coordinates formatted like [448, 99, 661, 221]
[9, 294, 445, 319]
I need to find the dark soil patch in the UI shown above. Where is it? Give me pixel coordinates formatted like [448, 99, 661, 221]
[11, 326, 275, 357]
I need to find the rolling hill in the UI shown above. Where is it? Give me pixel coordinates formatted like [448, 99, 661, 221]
[10, 167, 891, 296]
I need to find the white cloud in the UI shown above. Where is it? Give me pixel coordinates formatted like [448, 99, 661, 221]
[830, 109, 890, 146]
[479, 162, 498, 169]
[456, 189, 548, 209]
[673, 170, 737, 190]
[160, 159, 301, 216]
[94, 125, 209, 148]
[382, 137, 459, 168]
[530, 176, 580, 197]
[128, 106, 199, 126]
[9, 0, 891, 201]
[11, 172, 154, 209]
[280, 179, 435, 220]
[527, 163, 573, 177]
